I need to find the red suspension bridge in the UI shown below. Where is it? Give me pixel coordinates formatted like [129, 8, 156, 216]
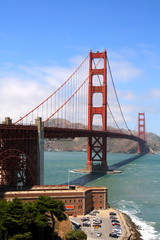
[0, 50, 148, 187]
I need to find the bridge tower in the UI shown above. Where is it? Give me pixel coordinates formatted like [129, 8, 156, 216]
[0, 117, 44, 187]
[86, 51, 108, 172]
[138, 112, 146, 153]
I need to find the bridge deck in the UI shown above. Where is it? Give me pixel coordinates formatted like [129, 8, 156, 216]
[0, 124, 146, 144]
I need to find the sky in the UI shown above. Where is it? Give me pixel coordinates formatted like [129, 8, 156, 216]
[1, 0, 160, 135]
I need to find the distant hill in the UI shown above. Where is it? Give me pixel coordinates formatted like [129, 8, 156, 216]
[44, 119, 160, 154]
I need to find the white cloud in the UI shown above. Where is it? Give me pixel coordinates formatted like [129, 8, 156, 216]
[0, 55, 89, 123]
[150, 89, 160, 98]
[0, 76, 49, 122]
[109, 60, 141, 82]
[0, 66, 71, 122]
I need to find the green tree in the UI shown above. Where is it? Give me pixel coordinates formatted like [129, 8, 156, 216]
[0, 200, 9, 239]
[0, 196, 66, 240]
[65, 229, 87, 240]
[35, 196, 66, 221]
[8, 232, 32, 240]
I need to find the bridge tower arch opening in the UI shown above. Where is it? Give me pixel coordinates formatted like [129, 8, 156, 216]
[0, 149, 36, 186]
[86, 51, 108, 172]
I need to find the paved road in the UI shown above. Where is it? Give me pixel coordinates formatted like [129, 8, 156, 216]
[70, 209, 124, 240]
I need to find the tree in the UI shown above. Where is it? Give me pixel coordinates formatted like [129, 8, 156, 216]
[0, 199, 9, 239]
[0, 196, 66, 240]
[35, 196, 66, 221]
[65, 229, 87, 240]
[8, 232, 32, 240]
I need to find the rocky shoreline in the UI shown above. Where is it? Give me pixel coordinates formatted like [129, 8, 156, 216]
[121, 212, 143, 240]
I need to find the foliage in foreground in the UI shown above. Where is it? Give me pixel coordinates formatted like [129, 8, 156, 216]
[0, 196, 66, 240]
[65, 229, 87, 240]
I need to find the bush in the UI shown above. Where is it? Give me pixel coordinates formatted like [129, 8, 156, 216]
[65, 229, 87, 240]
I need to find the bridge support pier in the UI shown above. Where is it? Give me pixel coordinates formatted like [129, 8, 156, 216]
[86, 136, 108, 172]
[0, 118, 39, 187]
[35, 117, 44, 185]
[2, 117, 12, 125]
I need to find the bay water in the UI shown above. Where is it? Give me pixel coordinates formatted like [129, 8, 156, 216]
[44, 152, 160, 240]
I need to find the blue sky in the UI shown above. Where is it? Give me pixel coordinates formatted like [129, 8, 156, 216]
[1, 0, 160, 135]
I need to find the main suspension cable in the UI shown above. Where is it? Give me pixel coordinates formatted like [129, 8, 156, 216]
[13, 53, 90, 125]
[93, 59, 122, 131]
[107, 57, 132, 135]
[44, 52, 105, 123]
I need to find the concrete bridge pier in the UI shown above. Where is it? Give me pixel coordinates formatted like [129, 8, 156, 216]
[138, 141, 149, 154]
[35, 117, 44, 185]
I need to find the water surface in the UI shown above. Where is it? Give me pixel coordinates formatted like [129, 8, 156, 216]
[44, 152, 160, 240]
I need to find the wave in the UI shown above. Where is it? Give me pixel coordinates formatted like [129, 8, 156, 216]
[115, 200, 160, 240]
[70, 170, 86, 174]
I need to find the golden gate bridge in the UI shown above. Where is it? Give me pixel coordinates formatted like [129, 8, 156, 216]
[0, 50, 148, 187]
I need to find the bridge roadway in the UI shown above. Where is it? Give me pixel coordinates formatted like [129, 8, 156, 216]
[0, 124, 146, 144]
[44, 126, 146, 144]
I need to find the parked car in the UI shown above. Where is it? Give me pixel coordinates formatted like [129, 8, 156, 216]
[93, 221, 101, 225]
[94, 217, 102, 223]
[81, 217, 90, 222]
[113, 225, 121, 229]
[113, 228, 122, 233]
[83, 221, 91, 227]
[109, 232, 119, 238]
[111, 219, 120, 223]
[111, 220, 120, 223]
[93, 210, 100, 213]
[113, 229, 122, 236]
[89, 212, 96, 216]
[109, 212, 117, 215]
[110, 215, 118, 219]
[112, 222, 120, 226]
[96, 232, 102, 237]
[93, 224, 101, 228]
[93, 217, 102, 224]
[116, 232, 122, 237]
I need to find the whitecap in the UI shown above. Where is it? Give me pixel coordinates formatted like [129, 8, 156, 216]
[116, 200, 160, 240]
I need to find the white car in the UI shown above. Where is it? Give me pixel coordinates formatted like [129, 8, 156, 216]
[96, 232, 102, 237]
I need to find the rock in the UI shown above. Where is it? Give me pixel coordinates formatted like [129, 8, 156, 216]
[122, 212, 143, 240]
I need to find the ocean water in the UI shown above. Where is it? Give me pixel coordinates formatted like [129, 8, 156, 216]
[44, 152, 160, 240]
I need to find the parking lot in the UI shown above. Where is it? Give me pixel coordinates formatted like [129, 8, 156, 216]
[69, 209, 124, 240]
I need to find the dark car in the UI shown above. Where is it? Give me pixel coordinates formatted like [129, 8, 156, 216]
[109, 212, 117, 216]
[111, 220, 120, 223]
[109, 232, 118, 238]
[81, 217, 90, 222]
